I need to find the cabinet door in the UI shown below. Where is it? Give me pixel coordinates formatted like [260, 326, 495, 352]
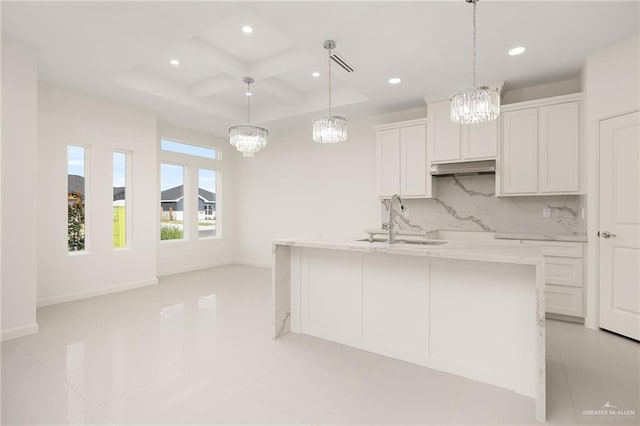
[539, 102, 580, 193]
[400, 124, 427, 197]
[502, 108, 538, 194]
[428, 100, 461, 162]
[376, 128, 401, 197]
[462, 119, 498, 160]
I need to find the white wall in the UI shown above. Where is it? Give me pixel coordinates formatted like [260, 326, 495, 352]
[582, 33, 640, 329]
[236, 107, 427, 266]
[37, 83, 159, 305]
[157, 123, 238, 275]
[502, 78, 581, 105]
[1, 39, 39, 340]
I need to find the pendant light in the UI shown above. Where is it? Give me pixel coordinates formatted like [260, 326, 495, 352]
[229, 77, 268, 157]
[451, 0, 500, 124]
[312, 40, 348, 143]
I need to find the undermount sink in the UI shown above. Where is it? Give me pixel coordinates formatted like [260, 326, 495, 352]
[356, 238, 447, 246]
[397, 240, 448, 246]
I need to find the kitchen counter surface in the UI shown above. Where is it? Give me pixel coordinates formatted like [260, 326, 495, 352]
[273, 236, 545, 267]
[494, 233, 588, 242]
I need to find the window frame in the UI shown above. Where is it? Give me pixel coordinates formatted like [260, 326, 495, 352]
[112, 150, 132, 250]
[158, 138, 221, 242]
[67, 144, 90, 255]
[159, 161, 189, 243]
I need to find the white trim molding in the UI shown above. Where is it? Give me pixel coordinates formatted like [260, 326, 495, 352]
[37, 278, 158, 307]
[1, 323, 39, 342]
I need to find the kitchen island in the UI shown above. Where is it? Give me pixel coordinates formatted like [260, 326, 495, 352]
[272, 237, 546, 422]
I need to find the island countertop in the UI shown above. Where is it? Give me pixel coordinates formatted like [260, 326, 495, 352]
[272, 236, 545, 267]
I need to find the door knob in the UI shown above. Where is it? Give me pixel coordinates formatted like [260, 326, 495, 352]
[600, 231, 616, 238]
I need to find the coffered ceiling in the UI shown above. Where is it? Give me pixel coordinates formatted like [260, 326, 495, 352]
[2, 1, 638, 136]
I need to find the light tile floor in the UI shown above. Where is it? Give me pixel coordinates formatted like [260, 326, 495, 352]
[1, 265, 638, 425]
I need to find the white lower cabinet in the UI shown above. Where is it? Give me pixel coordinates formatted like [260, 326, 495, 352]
[522, 240, 585, 317]
[545, 285, 584, 317]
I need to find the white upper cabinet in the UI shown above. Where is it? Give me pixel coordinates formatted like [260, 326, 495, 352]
[376, 128, 401, 198]
[401, 125, 428, 197]
[427, 99, 498, 163]
[502, 108, 539, 194]
[375, 119, 433, 199]
[462, 119, 498, 160]
[428, 100, 461, 162]
[500, 94, 582, 196]
[538, 102, 580, 193]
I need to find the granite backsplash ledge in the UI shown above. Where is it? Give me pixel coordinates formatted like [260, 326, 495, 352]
[382, 175, 586, 236]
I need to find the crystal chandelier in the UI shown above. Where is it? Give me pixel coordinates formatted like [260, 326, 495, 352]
[313, 40, 347, 143]
[451, 0, 500, 124]
[229, 77, 268, 157]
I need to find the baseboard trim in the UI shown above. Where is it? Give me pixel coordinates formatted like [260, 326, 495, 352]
[157, 261, 235, 277]
[546, 313, 585, 324]
[1, 323, 39, 341]
[234, 260, 272, 269]
[36, 278, 159, 307]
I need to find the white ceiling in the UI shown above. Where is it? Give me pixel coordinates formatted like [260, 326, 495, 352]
[2, 1, 638, 136]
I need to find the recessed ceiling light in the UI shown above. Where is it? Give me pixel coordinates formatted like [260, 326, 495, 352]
[170, 59, 180, 66]
[242, 26, 253, 34]
[388, 77, 402, 85]
[312, 72, 320, 78]
[508, 46, 526, 56]
[245, 91, 252, 96]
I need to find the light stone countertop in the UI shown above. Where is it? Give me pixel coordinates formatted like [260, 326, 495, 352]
[273, 236, 545, 267]
[493, 233, 588, 242]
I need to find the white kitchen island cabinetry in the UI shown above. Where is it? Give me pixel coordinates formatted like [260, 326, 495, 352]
[272, 238, 546, 423]
[375, 118, 433, 199]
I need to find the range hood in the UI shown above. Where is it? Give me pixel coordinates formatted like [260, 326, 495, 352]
[429, 160, 496, 176]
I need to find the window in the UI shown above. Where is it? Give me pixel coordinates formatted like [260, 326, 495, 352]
[113, 152, 128, 248]
[160, 163, 185, 240]
[68, 146, 86, 252]
[198, 169, 216, 238]
[161, 139, 216, 159]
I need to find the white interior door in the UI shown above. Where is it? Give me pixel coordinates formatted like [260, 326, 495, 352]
[599, 110, 640, 341]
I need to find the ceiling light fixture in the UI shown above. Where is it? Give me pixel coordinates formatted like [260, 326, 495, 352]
[388, 77, 402, 85]
[451, 0, 500, 124]
[242, 26, 253, 34]
[312, 40, 347, 144]
[312, 72, 320, 78]
[229, 77, 268, 157]
[508, 46, 526, 56]
[170, 59, 180, 66]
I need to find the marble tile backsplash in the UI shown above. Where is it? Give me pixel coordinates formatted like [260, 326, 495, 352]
[382, 175, 586, 236]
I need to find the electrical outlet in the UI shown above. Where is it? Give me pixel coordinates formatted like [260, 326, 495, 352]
[542, 208, 551, 218]
[403, 209, 410, 219]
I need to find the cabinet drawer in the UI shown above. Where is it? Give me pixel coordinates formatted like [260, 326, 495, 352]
[545, 285, 583, 317]
[545, 258, 583, 287]
[522, 241, 583, 258]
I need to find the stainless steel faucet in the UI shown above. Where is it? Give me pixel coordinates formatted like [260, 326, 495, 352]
[386, 194, 404, 244]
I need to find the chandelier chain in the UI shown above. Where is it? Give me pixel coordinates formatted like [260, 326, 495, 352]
[472, 0, 477, 88]
[328, 45, 332, 116]
[246, 81, 251, 124]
